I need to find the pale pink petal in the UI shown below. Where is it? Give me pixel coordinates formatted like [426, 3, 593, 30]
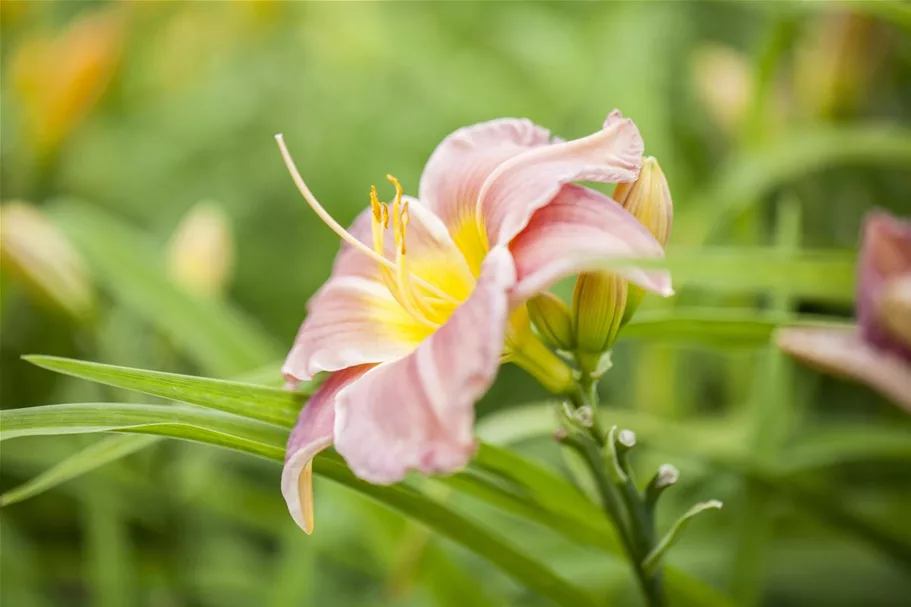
[283, 200, 472, 383]
[282, 366, 371, 533]
[419, 119, 553, 272]
[479, 111, 645, 246]
[856, 211, 911, 360]
[282, 275, 429, 383]
[418, 112, 645, 270]
[509, 185, 672, 302]
[333, 247, 516, 484]
[776, 326, 911, 412]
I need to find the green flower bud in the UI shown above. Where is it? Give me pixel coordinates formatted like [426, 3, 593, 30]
[615, 156, 674, 325]
[527, 292, 575, 351]
[613, 156, 673, 247]
[572, 272, 628, 375]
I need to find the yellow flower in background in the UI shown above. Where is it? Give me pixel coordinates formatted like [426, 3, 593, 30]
[0, 202, 95, 320]
[167, 202, 235, 298]
[11, 8, 123, 155]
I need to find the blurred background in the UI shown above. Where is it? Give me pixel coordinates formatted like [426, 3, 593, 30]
[2, 1, 911, 605]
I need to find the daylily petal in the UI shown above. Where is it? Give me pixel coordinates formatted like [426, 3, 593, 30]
[333, 247, 516, 484]
[419, 119, 553, 273]
[282, 275, 429, 383]
[776, 326, 911, 412]
[479, 111, 645, 246]
[857, 211, 911, 361]
[509, 184, 672, 302]
[282, 366, 371, 533]
[419, 112, 645, 272]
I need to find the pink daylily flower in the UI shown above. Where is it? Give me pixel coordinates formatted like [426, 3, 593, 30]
[278, 111, 673, 533]
[777, 211, 911, 411]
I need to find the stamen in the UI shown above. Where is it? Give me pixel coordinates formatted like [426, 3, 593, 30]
[399, 201, 409, 255]
[275, 135, 460, 306]
[275, 134, 396, 272]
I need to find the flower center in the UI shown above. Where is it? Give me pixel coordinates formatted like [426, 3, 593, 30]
[275, 134, 466, 331]
[369, 175, 459, 328]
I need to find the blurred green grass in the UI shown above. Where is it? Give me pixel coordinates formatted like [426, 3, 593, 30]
[2, 1, 911, 606]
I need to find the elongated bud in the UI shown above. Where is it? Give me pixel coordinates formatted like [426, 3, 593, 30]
[572, 272, 627, 374]
[857, 211, 911, 361]
[795, 13, 878, 120]
[527, 292, 575, 351]
[879, 276, 911, 351]
[691, 45, 753, 135]
[645, 464, 679, 511]
[504, 306, 576, 395]
[167, 201, 235, 297]
[613, 156, 673, 326]
[613, 156, 673, 247]
[0, 202, 95, 320]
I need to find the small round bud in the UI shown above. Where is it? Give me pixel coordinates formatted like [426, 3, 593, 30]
[553, 428, 568, 442]
[617, 429, 637, 448]
[655, 464, 679, 488]
[573, 406, 594, 428]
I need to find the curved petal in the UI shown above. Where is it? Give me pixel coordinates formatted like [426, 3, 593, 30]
[776, 326, 911, 412]
[333, 247, 516, 484]
[283, 200, 473, 383]
[419, 119, 553, 274]
[282, 366, 371, 533]
[509, 185, 673, 302]
[857, 211, 911, 360]
[479, 111, 645, 246]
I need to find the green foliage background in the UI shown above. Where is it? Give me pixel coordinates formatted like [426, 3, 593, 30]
[2, 1, 911, 606]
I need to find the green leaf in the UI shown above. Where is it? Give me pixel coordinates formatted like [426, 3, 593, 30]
[643, 501, 724, 574]
[0, 435, 160, 507]
[677, 124, 911, 245]
[24, 355, 307, 427]
[0, 403, 598, 607]
[624, 310, 851, 348]
[597, 248, 856, 303]
[47, 201, 282, 376]
[0, 403, 287, 461]
[313, 456, 600, 607]
[476, 404, 911, 573]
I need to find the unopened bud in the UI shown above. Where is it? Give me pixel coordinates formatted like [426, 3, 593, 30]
[655, 464, 679, 488]
[553, 428, 568, 442]
[167, 201, 234, 297]
[795, 13, 877, 119]
[691, 45, 753, 135]
[879, 276, 911, 351]
[527, 292, 575, 351]
[645, 463, 679, 511]
[617, 429, 637, 449]
[573, 406, 594, 428]
[857, 211, 911, 361]
[0, 202, 96, 320]
[572, 273, 627, 373]
[613, 157, 673, 248]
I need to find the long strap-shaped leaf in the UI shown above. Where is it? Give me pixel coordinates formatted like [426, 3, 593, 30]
[0, 402, 598, 607]
[16, 355, 733, 606]
[25, 355, 304, 427]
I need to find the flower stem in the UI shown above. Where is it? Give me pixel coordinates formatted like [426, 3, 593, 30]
[562, 378, 666, 607]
